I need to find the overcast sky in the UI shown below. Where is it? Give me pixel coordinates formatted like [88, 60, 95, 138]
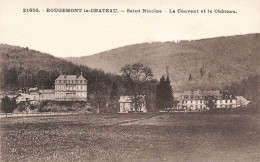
[0, 0, 259, 57]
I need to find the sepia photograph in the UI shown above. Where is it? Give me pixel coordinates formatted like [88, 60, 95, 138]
[0, 0, 259, 161]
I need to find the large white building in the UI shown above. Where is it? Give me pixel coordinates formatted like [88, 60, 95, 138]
[55, 73, 87, 101]
[175, 90, 238, 110]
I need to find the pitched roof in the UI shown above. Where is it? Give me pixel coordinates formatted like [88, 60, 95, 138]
[77, 75, 86, 80]
[55, 75, 86, 81]
[235, 96, 250, 105]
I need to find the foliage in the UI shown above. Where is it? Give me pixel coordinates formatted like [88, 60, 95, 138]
[1, 95, 16, 113]
[156, 75, 174, 110]
[226, 75, 259, 108]
[120, 63, 155, 112]
[66, 34, 260, 90]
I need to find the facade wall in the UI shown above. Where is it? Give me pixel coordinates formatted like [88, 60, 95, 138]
[177, 99, 207, 110]
[216, 99, 237, 108]
[40, 93, 55, 101]
[176, 91, 237, 110]
[119, 102, 147, 113]
[55, 75, 87, 101]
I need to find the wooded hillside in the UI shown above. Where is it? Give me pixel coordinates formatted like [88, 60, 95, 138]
[66, 34, 260, 91]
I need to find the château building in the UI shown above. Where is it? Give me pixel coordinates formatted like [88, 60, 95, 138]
[175, 90, 237, 110]
[55, 72, 87, 101]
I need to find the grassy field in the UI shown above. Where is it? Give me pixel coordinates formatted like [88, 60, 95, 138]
[1, 113, 260, 162]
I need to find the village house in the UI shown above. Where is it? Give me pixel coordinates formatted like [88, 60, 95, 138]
[55, 72, 88, 101]
[15, 88, 55, 105]
[175, 90, 208, 110]
[16, 93, 39, 105]
[119, 95, 147, 113]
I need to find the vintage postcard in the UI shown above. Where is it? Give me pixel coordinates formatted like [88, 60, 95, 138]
[0, 0, 259, 161]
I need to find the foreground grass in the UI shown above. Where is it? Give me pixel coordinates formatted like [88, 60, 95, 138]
[1, 113, 260, 162]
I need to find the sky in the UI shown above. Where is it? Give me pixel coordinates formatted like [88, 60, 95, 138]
[0, 0, 259, 57]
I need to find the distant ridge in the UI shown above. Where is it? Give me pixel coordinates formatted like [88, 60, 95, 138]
[66, 33, 260, 90]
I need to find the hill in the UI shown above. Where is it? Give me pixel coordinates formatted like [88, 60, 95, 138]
[0, 44, 120, 95]
[0, 44, 157, 112]
[66, 34, 260, 90]
[0, 44, 85, 91]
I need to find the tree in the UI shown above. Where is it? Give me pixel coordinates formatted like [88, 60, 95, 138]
[200, 68, 205, 77]
[89, 71, 111, 113]
[1, 95, 15, 113]
[120, 63, 154, 112]
[1, 67, 18, 90]
[165, 75, 174, 108]
[189, 73, 192, 82]
[108, 82, 120, 113]
[208, 72, 213, 82]
[156, 75, 174, 110]
[156, 75, 166, 110]
[37, 70, 52, 89]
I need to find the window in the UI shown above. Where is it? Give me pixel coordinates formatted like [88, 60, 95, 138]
[80, 80, 82, 83]
[226, 100, 227, 103]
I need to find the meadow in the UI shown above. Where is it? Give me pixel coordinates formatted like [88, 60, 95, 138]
[1, 113, 260, 161]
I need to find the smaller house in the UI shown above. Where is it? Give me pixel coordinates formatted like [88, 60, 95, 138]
[236, 96, 250, 107]
[16, 93, 37, 104]
[119, 95, 147, 113]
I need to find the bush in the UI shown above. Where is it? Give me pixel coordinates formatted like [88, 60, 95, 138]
[1, 95, 16, 113]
